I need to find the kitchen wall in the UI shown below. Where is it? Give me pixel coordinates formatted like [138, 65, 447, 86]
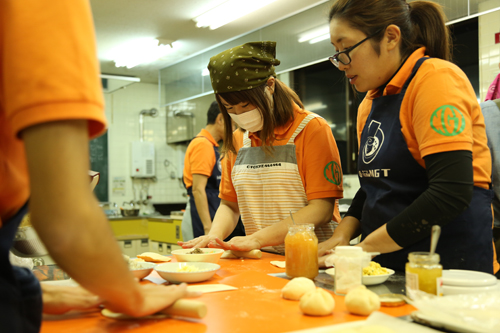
[479, 1, 500, 100]
[103, 82, 188, 208]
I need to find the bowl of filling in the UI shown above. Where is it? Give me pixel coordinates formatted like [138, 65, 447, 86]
[154, 262, 220, 283]
[124, 255, 156, 280]
[325, 261, 395, 286]
[171, 248, 224, 264]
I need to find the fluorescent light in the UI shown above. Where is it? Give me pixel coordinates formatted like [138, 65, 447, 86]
[202, 68, 210, 76]
[111, 39, 177, 69]
[100, 74, 140, 82]
[309, 34, 330, 44]
[298, 25, 330, 44]
[193, 0, 277, 30]
[304, 102, 327, 111]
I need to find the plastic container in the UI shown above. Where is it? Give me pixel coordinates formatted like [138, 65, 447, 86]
[330, 246, 371, 295]
[405, 252, 443, 297]
[285, 224, 318, 279]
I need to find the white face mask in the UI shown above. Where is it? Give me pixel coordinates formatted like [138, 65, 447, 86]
[227, 87, 273, 133]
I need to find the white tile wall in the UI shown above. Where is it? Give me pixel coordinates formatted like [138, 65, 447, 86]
[103, 83, 188, 207]
[479, 1, 500, 101]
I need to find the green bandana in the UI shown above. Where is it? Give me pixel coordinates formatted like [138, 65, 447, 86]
[207, 41, 281, 94]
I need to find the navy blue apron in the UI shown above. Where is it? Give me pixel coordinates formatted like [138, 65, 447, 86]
[186, 137, 245, 240]
[0, 202, 43, 333]
[358, 57, 494, 273]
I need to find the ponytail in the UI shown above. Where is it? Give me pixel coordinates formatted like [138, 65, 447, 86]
[329, 0, 452, 61]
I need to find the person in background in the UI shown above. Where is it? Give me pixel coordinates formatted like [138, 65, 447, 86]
[319, 0, 499, 275]
[182, 101, 245, 241]
[179, 41, 343, 254]
[480, 98, 500, 269]
[0, 1, 197, 331]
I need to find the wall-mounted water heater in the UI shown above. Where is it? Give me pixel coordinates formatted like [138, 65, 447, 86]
[131, 141, 155, 178]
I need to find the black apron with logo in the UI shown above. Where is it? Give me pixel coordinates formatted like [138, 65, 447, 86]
[358, 58, 494, 273]
[186, 137, 245, 239]
[0, 202, 42, 332]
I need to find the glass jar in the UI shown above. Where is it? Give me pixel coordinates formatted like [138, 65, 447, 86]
[405, 252, 443, 297]
[285, 224, 318, 279]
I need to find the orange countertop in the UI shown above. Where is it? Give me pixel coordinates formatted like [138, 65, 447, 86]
[40, 253, 416, 333]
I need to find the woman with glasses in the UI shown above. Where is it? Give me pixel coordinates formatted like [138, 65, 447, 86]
[319, 0, 498, 275]
[179, 41, 343, 254]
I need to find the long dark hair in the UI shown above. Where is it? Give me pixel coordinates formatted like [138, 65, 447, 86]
[216, 78, 303, 156]
[329, 0, 452, 61]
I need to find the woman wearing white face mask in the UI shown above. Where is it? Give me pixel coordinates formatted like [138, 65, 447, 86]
[179, 41, 344, 254]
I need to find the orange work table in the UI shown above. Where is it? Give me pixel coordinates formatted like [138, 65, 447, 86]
[40, 253, 416, 333]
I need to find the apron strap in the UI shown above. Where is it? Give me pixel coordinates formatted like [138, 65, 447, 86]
[243, 131, 252, 147]
[287, 114, 321, 144]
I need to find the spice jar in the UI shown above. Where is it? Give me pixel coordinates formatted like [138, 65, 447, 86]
[405, 252, 443, 297]
[285, 224, 318, 279]
[330, 246, 370, 295]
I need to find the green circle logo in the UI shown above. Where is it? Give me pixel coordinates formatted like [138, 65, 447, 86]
[430, 105, 466, 136]
[324, 161, 342, 185]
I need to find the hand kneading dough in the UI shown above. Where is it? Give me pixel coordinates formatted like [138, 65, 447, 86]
[345, 285, 380, 316]
[299, 288, 335, 316]
[281, 277, 316, 300]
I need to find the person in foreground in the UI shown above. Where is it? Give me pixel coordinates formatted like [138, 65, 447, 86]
[319, 0, 499, 274]
[182, 101, 245, 241]
[179, 41, 343, 254]
[0, 1, 197, 332]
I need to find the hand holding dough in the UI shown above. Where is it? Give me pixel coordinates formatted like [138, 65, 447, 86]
[345, 285, 380, 316]
[221, 249, 262, 259]
[299, 288, 335, 316]
[281, 277, 316, 300]
[101, 299, 207, 320]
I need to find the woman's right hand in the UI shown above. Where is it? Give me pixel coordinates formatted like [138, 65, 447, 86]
[178, 235, 221, 249]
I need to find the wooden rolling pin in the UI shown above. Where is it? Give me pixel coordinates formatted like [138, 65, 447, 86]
[161, 299, 207, 318]
[102, 299, 207, 320]
[221, 249, 262, 259]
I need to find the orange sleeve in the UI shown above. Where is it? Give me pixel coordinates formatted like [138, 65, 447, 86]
[406, 62, 476, 158]
[4, 0, 106, 138]
[189, 138, 216, 177]
[296, 116, 344, 201]
[219, 132, 242, 203]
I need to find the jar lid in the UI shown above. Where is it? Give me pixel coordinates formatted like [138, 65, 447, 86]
[379, 293, 407, 307]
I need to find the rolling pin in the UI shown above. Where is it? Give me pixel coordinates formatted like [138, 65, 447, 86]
[161, 299, 207, 318]
[221, 249, 262, 259]
[102, 299, 207, 320]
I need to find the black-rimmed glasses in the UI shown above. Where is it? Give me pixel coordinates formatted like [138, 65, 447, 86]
[329, 30, 383, 68]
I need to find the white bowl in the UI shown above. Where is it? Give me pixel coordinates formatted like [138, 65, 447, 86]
[154, 262, 220, 283]
[171, 248, 224, 264]
[362, 269, 395, 285]
[324, 268, 395, 286]
[130, 262, 156, 280]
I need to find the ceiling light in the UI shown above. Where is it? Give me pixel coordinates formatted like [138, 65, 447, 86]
[298, 25, 330, 44]
[111, 38, 177, 69]
[193, 0, 277, 30]
[304, 102, 327, 111]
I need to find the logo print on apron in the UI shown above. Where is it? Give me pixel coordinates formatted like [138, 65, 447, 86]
[362, 120, 384, 164]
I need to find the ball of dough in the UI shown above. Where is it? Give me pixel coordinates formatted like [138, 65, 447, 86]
[281, 277, 316, 300]
[344, 285, 380, 316]
[299, 288, 335, 316]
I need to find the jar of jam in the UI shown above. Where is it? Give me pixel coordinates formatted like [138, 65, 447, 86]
[405, 252, 443, 297]
[285, 224, 318, 279]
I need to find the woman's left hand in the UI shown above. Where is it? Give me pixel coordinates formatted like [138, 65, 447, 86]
[213, 236, 262, 252]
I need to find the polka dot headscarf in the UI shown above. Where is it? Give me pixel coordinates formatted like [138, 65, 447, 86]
[207, 41, 280, 94]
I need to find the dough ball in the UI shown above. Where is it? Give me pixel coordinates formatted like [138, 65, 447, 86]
[281, 277, 316, 300]
[299, 288, 335, 316]
[345, 285, 380, 316]
[358, 325, 395, 333]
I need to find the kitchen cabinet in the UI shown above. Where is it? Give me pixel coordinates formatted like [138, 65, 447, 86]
[147, 216, 183, 254]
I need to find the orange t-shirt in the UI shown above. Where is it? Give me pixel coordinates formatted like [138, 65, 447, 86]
[220, 103, 343, 222]
[0, 0, 107, 224]
[183, 129, 219, 189]
[358, 47, 491, 188]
